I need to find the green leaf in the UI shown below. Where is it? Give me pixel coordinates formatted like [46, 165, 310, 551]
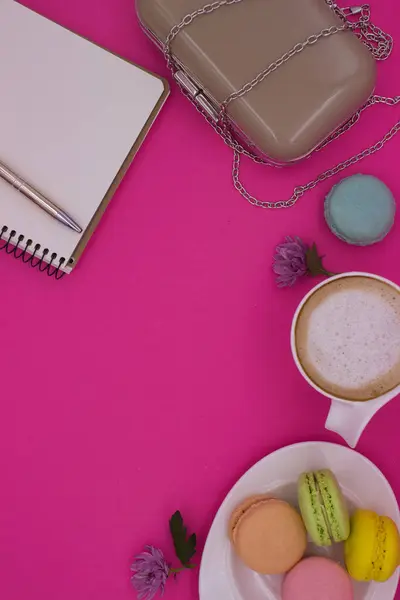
[306, 243, 335, 278]
[169, 511, 197, 567]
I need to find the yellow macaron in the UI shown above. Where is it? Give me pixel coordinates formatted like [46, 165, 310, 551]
[345, 509, 400, 582]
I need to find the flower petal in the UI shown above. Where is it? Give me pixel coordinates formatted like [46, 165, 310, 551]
[131, 546, 170, 600]
[273, 236, 309, 287]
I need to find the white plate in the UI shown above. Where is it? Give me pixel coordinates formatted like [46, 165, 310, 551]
[199, 442, 400, 600]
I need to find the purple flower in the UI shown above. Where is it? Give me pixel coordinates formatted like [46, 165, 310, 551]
[131, 546, 170, 600]
[273, 236, 309, 287]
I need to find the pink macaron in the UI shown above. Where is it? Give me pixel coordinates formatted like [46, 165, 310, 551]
[282, 556, 353, 600]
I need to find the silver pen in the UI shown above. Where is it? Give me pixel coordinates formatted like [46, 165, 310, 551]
[0, 161, 82, 233]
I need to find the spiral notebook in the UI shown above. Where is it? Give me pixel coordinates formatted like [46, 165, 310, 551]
[0, 0, 168, 275]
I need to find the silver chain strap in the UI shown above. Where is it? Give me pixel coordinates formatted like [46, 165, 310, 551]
[220, 24, 348, 116]
[164, 1, 399, 208]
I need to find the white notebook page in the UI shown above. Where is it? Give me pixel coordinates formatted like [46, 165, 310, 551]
[0, 0, 166, 269]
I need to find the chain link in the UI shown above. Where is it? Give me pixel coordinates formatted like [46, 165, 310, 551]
[165, 0, 244, 67]
[233, 98, 400, 209]
[355, 4, 394, 60]
[164, 0, 399, 208]
[221, 25, 348, 115]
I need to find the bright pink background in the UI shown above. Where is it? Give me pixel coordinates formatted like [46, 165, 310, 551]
[0, 1, 399, 599]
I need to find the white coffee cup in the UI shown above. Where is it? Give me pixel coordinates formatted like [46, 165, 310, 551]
[291, 272, 400, 448]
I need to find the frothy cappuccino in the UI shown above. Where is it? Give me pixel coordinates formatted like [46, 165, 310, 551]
[295, 276, 400, 401]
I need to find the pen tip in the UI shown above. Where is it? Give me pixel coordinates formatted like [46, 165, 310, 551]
[64, 216, 82, 233]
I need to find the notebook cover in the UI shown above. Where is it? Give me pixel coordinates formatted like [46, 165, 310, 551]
[26, 6, 169, 273]
[69, 56, 169, 271]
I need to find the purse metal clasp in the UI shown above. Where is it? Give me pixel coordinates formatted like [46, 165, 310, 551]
[174, 70, 219, 122]
[340, 6, 363, 16]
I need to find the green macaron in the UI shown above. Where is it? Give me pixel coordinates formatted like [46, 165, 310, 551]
[298, 469, 350, 547]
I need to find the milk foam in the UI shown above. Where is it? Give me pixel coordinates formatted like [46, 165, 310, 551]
[307, 289, 400, 389]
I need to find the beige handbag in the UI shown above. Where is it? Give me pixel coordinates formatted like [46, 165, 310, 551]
[136, 0, 399, 208]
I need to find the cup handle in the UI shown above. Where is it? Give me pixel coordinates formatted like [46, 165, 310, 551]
[325, 398, 386, 448]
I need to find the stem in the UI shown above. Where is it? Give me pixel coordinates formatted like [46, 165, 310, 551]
[309, 267, 337, 278]
[169, 564, 197, 576]
[169, 568, 186, 575]
[321, 269, 338, 278]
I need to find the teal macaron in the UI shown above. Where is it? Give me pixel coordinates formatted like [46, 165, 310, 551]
[325, 174, 396, 245]
[298, 469, 350, 547]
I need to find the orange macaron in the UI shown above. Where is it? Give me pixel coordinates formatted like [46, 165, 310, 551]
[229, 495, 307, 574]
